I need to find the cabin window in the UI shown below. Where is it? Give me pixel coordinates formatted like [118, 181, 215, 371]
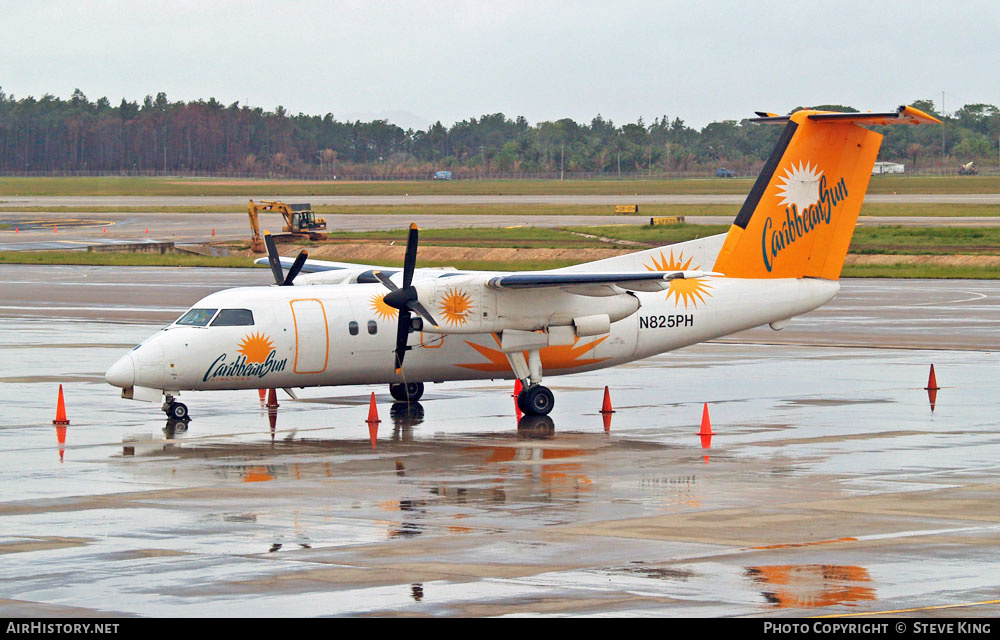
[211, 309, 255, 326]
[176, 308, 217, 326]
[367, 320, 378, 335]
[348, 321, 359, 336]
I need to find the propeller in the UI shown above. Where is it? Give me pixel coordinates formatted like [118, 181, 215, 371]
[263, 231, 308, 286]
[375, 224, 438, 372]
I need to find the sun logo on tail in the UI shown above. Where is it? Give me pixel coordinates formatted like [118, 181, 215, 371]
[644, 249, 713, 309]
[776, 161, 822, 214]
[370, 293, 398, 321]
[439, 288, 473, 326]
[237, 332, 274, 364]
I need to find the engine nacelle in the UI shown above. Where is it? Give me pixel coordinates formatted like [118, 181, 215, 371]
[416, 276, 639, 335]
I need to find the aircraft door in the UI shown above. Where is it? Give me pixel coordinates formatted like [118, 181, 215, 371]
[289, 298, 329, 374]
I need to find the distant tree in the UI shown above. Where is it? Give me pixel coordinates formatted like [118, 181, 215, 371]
[953, 134, 992, 159]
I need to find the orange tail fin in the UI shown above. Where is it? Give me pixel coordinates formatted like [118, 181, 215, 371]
[712, 105, 939, 280]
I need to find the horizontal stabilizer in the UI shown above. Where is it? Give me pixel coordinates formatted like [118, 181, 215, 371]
[750, 105, 941, 126]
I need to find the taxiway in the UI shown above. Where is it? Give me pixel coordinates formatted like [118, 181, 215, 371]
[0, 269, 997, 616]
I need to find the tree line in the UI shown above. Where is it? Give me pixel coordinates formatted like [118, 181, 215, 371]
[1, 89, 997, 177]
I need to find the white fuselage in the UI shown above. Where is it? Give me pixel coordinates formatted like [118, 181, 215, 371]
[107, 275, 839, 396]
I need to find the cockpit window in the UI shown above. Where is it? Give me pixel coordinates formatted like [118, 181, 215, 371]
[211, 309, 255, 326]
[176, 308, 218, 326]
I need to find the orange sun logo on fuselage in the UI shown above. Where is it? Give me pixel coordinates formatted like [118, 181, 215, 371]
[439, 288, 473, 326]
[370, 293, 398, 321]
[457, 333, 608, 372]
[644, 249, 713, 309]
[237, 332, 274, 364]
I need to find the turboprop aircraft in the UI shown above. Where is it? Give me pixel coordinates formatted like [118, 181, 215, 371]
[105, 105, 939, 422]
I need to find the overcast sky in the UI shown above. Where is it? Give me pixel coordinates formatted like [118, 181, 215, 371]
[3, 1, 998, 130]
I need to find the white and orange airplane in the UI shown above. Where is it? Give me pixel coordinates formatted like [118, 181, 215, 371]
[106, 105, 939, 422]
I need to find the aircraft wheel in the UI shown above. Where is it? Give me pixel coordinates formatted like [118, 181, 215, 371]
[517, 385, 554, 416]
[167, 402, 189, 421]
[389, 382, 424, 402]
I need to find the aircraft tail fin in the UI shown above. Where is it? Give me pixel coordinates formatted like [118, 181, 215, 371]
[712, 105, 940, 280]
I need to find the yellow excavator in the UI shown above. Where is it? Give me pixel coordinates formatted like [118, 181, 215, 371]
[248, 200, 327, 253]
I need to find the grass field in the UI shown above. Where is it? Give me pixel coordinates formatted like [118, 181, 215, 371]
[567, 224, 1000, 255]
[4, 222, 999, 278]
[0, 251, 258, 268]
[270, 223, 1000, 256]
[840, 263, 1000, 278]
[2, 202, 999, 219]
[1, 175, 1000, 197]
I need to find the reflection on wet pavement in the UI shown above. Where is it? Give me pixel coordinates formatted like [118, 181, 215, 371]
[745, 565, 877, 609]
[2, 311, 1000, 617]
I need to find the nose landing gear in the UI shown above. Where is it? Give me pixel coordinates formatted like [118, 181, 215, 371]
[162, 395, 190, 422]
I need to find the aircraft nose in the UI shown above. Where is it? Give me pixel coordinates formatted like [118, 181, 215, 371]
[105, 354, 135, 388]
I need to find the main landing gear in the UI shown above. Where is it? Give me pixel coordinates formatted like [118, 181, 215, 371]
[389, 382, 424, 402]
[504, 346, 554, 416]
[517, 384, 554, 416]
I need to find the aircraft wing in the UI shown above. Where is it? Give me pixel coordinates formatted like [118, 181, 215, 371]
[255, 256, 384, 273]
[254, 255, 468, 286]
[485, 270, 720, 293]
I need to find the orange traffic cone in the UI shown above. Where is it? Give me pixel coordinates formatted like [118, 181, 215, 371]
[53, 384, 70, 425]
[266, 388, 279, 409]
[145, 227, 149, 234]
[600, 386, 614, 413]
[513, 379, 523, 419]
[366, 392, 380, 449]
[211, 228, 216, 236]
[698, 403, 713, 436]
[103, 227, 107, 233]
[53, 225, 58, 233]
[56, 424, 67, 462]
[925, 364, 939, 391]
[14, 227, 18, 233]
[258, 388, 266, 402]
[366, 392, 380, 423]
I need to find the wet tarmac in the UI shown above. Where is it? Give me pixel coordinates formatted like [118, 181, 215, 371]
[1, 268, 999, 617]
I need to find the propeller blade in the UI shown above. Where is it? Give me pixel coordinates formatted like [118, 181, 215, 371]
[372, 270, 400, 292]
[263, 232, 284, 286]
[282, 250, 308, 286]
[389, 223, 422, 374]
[394, 309, 412, 372]
[402, 223, 419, 288]
[407, 300, 439, 328]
